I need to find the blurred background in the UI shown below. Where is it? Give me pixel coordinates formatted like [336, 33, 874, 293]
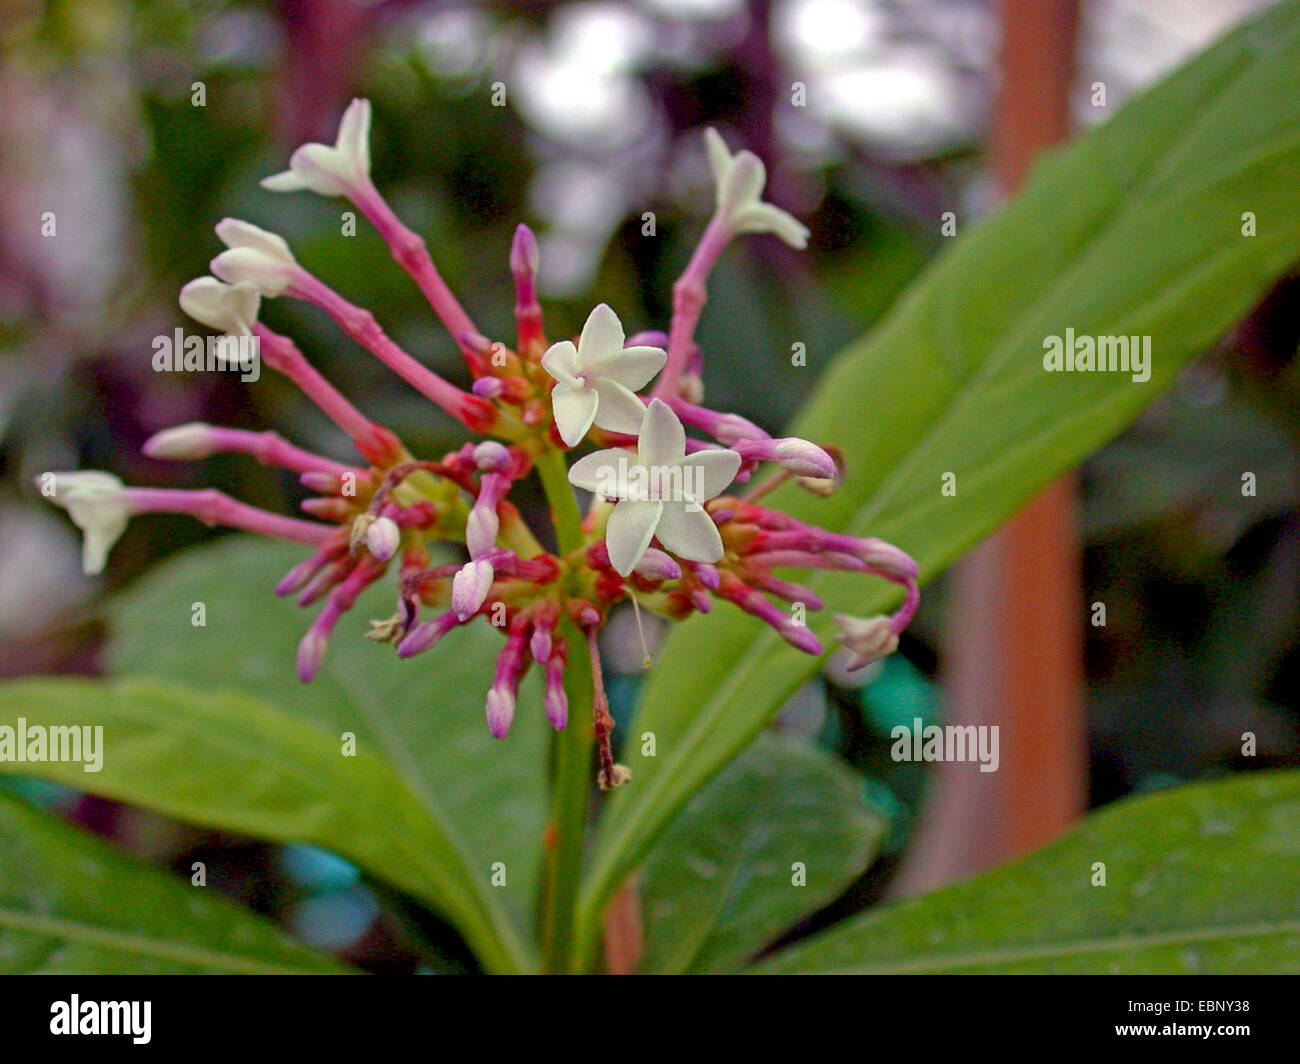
[1, 0, 1297, 971]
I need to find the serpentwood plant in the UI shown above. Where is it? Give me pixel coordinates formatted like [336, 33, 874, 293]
[5, 1, 1300, 974]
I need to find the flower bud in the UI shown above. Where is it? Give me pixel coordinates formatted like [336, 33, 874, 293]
[179, 276, 260, 336]
[365, 516, 400, 562]
[473, 441, 511, 472]
[634, 548, 682, 582]
[834, 613, 899, 671]
[466, 507, 500, 559]
[485, 687, 516, 739]
[211, 219, 300, 298]
[544, 660, 568, 731]
[472, 377, 504, 399]
[296, 626, 328, 683]
[451, 559, 494, 620]
[692, 562, 721, 590]
[510, 223, 540, 277]
[143, 423, 216, 461]
[771, 438, 837, 478]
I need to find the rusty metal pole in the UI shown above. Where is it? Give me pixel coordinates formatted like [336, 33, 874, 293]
[893, 0, 1085, 895]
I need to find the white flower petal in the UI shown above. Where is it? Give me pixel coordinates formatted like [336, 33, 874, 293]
[678, 448, 742, 501]
[551, 384, 599, 446]
[732, 202, 810, 249]
[703, 127, 732, 188]
[576, 303, 625, 368]
[722, 150, 766, 213]
[541, 340, 580, 385]
[260, 169, 308, 192]
[215, 218, 296, 262]
[567, 448, 632, 495]
[638, 398, 686, 469]
[335, 98, 371, 178]
[654, 503, 724, 563]
[285, 142, 351, 197]
[585, 344, 666, 391]
[606, 499, 663, 576]
[591, 379, 647, 436]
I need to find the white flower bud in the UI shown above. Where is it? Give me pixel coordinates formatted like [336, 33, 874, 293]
[179, 276, 260, 336]
[142, 423, 216, 461]
[211, 219, 300, 297]
[40, 471, 132, 575]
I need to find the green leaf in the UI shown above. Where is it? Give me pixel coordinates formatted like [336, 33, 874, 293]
[761, 770, 1300, 973]
[639, 735, 884, 974]
[0, 676, 531, 973]
[0, 792, 349, 974]
[577, 0, 1300, 954]
[108, 536, 548, 957]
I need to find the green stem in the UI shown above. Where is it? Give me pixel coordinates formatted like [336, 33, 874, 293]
[534, 447, 595, 973]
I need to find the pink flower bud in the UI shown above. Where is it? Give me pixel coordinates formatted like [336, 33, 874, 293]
[693, 562, 721, 590]
[544, 658, 568, 730]
[398, 612, 460, 658]
[530, 622, 553, 664]
[510, 223, 540, 277]
[712, 413, 769, 445]
[300, 471, 342, 494]
[466, 507, 500, 559]
[472, 376, 505, 399]
[770, 438, 836, 478]
[782, 624, 824, 656]
[634, 549, 682, 582]
[486, 687, 516, 739]
[365, 516, 400, 562]
[473, 441, 511, 471]
[296, 627, 328, 683]
[451, 559, 494, 620]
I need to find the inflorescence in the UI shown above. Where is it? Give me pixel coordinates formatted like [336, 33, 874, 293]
[41, 101, 918, 788]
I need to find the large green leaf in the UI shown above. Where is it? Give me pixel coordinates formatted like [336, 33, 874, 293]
[577, 0, 1300, 955]
[108, 536, 548, 953]
[639, 735, 883, 974]
[0, 677, 531, 973]
[0, 792, 349, 974]
[761, 770, 1300, 973]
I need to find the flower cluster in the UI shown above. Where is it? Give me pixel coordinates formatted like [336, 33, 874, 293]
[41, 101, 918, 788]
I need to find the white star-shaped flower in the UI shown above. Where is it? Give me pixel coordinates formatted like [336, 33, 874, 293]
[704, 128, 809, 249]
[261, 98, 372, 198]
[179, 276, 261, 336]
[40, 471, 131, 575]
[210, 219, 299, 297]
[568, 399, 741, 576]
[542, 304, 666, 446]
